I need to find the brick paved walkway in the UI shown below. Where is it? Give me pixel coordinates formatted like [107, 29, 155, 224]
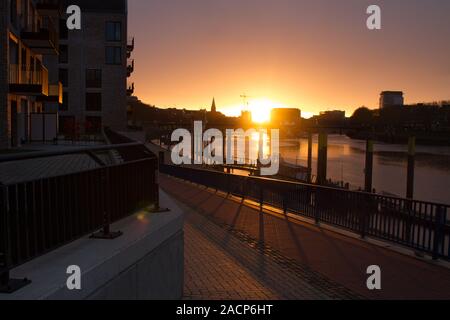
[180, 197, 360, 300]
[161, 175, 450, 300]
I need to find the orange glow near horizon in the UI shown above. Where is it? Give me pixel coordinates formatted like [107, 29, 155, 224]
[129, 1, 450, 118]
[210, 98, 291, 123]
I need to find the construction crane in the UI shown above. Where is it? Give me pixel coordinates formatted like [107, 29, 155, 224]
[240, 94, 252, 111]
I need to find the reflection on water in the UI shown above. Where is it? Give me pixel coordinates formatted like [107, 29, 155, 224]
[279, 135, 450, 204]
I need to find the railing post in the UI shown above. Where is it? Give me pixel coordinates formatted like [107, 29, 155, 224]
[432, 206, 446, 260]
[360, 195, 368, 239]
[314, 191, 320, 225]
[150, 158, 169, 213]
[159, 151, 165, 166]
[91, 167, 123, 240]
[0, 185, 31, 293]
[282, 189, 288, 215]
[259, 183, 264, 210]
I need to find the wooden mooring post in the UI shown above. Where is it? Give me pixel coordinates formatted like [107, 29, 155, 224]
[364, 139, 374, 193]
[406, 136, 416, 199]
[307, 132, 313, 183]
[317, 133, 328, 185]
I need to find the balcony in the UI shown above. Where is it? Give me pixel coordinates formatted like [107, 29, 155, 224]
[9, 64, 49, 96]
[21, 18, 58, 55]
[127, 59, 135, 77]
[36, 0, 63, 16]
[127, 83, 135, 96]
[127, 37, 135, 57]
[37, 82, 63, 104]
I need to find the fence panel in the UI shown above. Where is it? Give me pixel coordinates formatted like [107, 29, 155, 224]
[160, 164, 450, 260]
[0, 158, 158, 282]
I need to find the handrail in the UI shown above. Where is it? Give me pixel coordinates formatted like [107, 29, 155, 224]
[160, 163, 450, 260]
[0, 146, 159, 292]
[163, 162, 450, 208]
[0, 143, 151, 163]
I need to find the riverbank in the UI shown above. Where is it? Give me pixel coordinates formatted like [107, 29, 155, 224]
[346, 130, 450, 146]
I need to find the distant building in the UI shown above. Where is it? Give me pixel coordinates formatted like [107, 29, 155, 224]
[271, 108, 301, 127]
[315, 110, 346, 127]
[1, 0, 133, 149]
[380, 91, 404, 109]
[240, 110, 252, 125]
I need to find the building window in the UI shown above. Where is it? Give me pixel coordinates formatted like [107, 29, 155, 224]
[60, 92, 69, 111]
[59, 68, 68, 87]
[106, 22, 122, 41]
[85, 117, 102, 135]
[86, 69, 102, 88]
[59, 19, 68, 40]
[105, 46, 122, 65]
[11, 0, 17, 26]
[86, 93, 102, 111]
[59, 45, 68, 63]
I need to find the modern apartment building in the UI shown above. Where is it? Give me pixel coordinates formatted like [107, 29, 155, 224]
[58, 0, 133, 136]
[1, 0, 132, 149]
[1, 0, 62, 149]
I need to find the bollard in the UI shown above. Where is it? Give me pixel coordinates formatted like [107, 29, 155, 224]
[159, 151, 165, 166]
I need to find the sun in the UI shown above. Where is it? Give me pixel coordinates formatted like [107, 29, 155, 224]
[248, 98, 277, 123]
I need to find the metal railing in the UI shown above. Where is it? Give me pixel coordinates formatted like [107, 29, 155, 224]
[0, 143, 159, 292]
[9, 64, 47, 86]
[104, 128, 154, 162]
[160, 164, 450, 260]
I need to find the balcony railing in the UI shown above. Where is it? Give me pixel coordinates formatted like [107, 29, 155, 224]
[127, 37, 135, 55]
[127, 83, 135, 96]
[21, 17, 59, 55]
[37, 82, 63, 104]
[9, 64, 49, 96]
[127, 59, 135, 77]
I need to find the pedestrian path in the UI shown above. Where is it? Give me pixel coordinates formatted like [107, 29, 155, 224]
[161, 175, 450, 300]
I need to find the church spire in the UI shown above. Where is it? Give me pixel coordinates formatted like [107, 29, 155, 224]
[211, 98, 217, 113]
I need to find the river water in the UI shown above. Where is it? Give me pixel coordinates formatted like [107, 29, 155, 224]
[277, 135, 450, 205]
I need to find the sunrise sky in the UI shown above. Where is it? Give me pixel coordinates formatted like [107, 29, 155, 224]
[128, 0, 450, 118]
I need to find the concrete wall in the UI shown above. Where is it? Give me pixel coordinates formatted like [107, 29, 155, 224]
[2, 191, 185, 300]
[88, 231, 184, 300]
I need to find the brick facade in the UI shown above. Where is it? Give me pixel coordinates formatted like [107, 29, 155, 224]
[59, 1, 129, 135]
